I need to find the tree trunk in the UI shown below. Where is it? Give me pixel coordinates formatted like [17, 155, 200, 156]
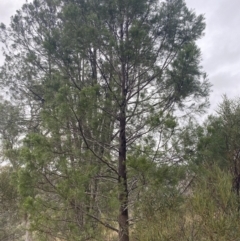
[24, 214, 33, 241]
[118, 113, 129, 241]
[118, 56, 129, 240]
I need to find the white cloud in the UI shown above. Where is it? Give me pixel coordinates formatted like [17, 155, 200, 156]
[0, 0, 26, 65]
[186, 0, 240, 113]
[0, 1, 26, 25]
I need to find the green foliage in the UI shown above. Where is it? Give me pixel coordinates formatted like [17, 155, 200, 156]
[0, 167, 25, 241]
[184, 165, 240, 241]
[180, 96, 240, 171]
[133, 164, 240, 241]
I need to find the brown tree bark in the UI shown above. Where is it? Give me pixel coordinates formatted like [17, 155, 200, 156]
[118, 111, 129, 241]
[118, 48, 129, 240]
[25, 214, 33, 241]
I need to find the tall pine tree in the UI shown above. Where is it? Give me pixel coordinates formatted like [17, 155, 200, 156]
[0, 0, 209, 240]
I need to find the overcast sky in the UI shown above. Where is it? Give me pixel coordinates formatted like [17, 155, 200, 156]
[0, 0, 239, 114]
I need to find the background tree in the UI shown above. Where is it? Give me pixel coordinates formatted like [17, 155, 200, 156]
[0, 101, 27, 240]
[0, 166, 24, 241]
[182, 97, 240, 193]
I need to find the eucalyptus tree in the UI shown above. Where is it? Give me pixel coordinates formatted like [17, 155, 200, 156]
[0, 0, 209, 240]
